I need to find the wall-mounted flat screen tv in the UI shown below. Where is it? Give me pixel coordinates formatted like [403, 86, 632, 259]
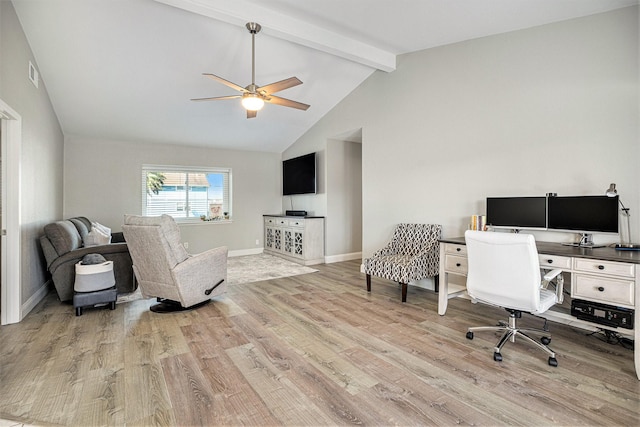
[283, 152, 316, 195]
[486, 196, 547, 230]
[547, 195, 618, 233]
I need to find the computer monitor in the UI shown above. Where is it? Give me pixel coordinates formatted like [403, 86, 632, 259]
[547, 195, 619, 233]
[486, 197, 547, 230]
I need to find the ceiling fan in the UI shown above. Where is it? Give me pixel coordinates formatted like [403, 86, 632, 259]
[191, 22, 310, 119]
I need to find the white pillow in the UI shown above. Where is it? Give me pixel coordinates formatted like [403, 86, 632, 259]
[84, 226, 112, 247]
[91, 221, 111, 236]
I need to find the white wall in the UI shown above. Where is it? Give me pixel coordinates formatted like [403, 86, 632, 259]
[0, 1, 64, 305]
[285, 7, 639, 257]
[326, 139, 362, 258]
[64, 136, 282, 255]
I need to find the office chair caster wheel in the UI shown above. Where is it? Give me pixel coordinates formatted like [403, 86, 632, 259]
[548, 357, 558, 367]
[493, 352, 502, 362]
[466, 332, 474, 340]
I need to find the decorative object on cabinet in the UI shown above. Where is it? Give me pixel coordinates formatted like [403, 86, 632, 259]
[122, 214, 227, 312]
[463, 230, 563, 366]
[363, 223, 441, 302]
[263, 215, 325, 265]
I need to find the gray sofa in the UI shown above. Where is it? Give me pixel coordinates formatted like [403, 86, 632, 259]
[40, 217, 136, 302]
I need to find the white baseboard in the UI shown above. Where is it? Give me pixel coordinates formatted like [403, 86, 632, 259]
[229, 248, 264, 257]
[324, 252, 362, 264]
[229, 249, 361, 264]
[22, 280, 51, 319]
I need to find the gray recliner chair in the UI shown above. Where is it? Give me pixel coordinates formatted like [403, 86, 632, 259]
[122, 214, 228, 312]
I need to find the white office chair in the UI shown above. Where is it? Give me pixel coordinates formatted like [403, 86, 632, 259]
[464, 230, 563, 366]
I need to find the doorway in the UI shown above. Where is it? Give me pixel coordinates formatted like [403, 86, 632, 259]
[1, 99, 22, 325]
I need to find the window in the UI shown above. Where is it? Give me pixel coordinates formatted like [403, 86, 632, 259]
[142, 165, 231, 221]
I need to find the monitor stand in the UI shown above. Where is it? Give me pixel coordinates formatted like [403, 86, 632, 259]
[561, 233, 606, 249]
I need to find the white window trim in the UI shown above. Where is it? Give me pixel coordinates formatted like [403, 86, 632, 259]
[141, 164, 232, 224]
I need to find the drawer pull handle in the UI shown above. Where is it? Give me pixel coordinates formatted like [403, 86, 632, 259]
[456, 263, 461, 267]
[597, 265, 605, 270]
[547, 260, 553, 264]
[597, 286, 605, 292]
[456, 247, 461, 252]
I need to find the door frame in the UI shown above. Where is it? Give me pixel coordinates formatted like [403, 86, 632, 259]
[1, 99, 22, 325]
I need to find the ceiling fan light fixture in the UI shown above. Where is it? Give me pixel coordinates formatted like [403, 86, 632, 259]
[241, 93, 264, 111]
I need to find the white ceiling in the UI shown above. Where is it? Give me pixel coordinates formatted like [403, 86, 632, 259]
[12, 0, 638, 153]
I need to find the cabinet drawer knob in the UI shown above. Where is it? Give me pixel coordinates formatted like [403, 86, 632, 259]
[456, 263, 461, 267]
[597, 286, 605, 292]
[597, 265, 605, 270]
[456, 247, 461, 252]
[547, 260, 553, 264]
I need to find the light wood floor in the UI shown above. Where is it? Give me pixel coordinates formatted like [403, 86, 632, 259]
[1, 259, 638, 426]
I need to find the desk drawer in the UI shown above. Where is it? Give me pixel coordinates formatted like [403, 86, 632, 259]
[573, 258, 635, 278]
[538, 254, 571, 269]
[445, 244, 467, 256]
[445, 255, 468, 275]
[573, 274, 634, 307]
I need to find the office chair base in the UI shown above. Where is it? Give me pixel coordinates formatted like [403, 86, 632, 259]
[466, 314, 558, 366]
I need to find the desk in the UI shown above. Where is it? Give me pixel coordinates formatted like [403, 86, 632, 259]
[438, 237, 640, 380]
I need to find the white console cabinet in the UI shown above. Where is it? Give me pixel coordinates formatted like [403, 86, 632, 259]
[263, 215, 325, 265]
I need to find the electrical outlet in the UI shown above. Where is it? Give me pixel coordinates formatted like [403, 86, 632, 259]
[184, 242, 189, 249]
[255, 239, 260, 246]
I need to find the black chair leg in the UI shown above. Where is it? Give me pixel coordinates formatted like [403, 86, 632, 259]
[401, 283, 407, 302]
[434, 274, 440, 293]
[366, 274, 371, 292]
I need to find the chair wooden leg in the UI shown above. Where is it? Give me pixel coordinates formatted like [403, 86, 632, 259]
[366, 274, 371, 292]
[401, 283, 407, 302]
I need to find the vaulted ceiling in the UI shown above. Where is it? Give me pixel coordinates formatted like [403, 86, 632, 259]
[12, 0, 638, 152]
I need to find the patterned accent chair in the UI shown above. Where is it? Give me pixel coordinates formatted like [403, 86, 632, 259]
[122, 214, 228, 312]
[364, 223, 442, 302]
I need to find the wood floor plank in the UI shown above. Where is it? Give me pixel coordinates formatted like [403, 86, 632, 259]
[160, 352, 219, 426]
[230, 313, 386, 425]
[1, 258, 638, 426]
[71, 366, 125, 426]
[227, 343, 337, 426]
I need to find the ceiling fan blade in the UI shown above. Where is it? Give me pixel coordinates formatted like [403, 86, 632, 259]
[258, 77, 302, 95]
[266, 95, 310, 111]
[247, 110, 257, 119]
[202, 73, 247, 93]
[190, 95, 241, 102]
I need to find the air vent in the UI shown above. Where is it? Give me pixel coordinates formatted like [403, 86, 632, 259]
[28, 61, 39, 88]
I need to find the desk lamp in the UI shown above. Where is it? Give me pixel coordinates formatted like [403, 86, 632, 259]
[606, 183, 640, 250]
